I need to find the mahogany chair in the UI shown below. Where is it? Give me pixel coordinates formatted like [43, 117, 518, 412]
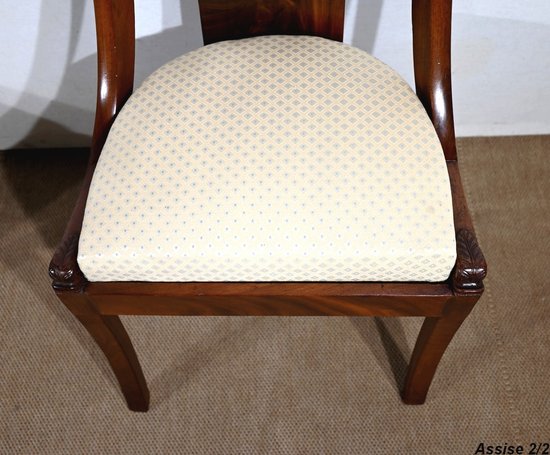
[49, 0, 487, 412]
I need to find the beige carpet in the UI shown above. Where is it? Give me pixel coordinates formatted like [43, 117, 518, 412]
[1, 137, 548, 454]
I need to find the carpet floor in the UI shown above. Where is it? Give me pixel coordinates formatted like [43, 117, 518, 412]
[0, 136, 548, 454]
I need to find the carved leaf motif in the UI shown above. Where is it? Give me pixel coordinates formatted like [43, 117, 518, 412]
[49, 234, 86, 291]
[452, 229, 487, 293]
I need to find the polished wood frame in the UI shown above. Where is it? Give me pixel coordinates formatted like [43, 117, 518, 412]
[49, 0, 486, 412]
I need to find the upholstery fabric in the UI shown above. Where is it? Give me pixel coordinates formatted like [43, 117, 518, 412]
[78, 35, 456, 282]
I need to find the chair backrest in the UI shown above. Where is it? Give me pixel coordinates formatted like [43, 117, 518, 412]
[91, 0, 457, 162]
[198, 0, 345, 45]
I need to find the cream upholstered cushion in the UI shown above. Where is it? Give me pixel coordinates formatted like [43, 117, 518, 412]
[78, 35, 457, 282]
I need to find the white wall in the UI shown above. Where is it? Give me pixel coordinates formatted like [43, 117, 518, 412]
[1, 0, 549, 149]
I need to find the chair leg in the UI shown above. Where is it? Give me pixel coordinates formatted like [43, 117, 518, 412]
[57, 292, 150, 412]
[401, 295, 480, 404]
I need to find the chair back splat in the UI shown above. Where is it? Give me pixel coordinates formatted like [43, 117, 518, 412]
[198, 0, 345, 44]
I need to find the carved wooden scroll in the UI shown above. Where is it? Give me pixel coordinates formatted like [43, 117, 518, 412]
[452, 229, 487, 294]
[49, 234, 87, 291]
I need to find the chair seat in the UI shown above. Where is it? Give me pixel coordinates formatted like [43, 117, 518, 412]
[78, 35, 456, 282]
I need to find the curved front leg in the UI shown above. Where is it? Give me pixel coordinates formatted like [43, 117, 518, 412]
[56, 291, 149, 412]
[401, 294, 479, 404]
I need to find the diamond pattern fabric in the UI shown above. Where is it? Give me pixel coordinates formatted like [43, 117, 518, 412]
[78, 35, 456, 282]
